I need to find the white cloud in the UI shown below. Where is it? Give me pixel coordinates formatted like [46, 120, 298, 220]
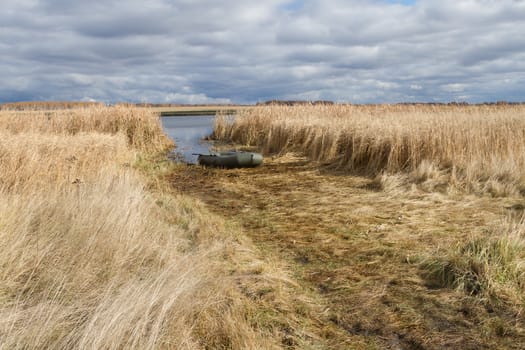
[442, 83, 467, 93]
[0, 0, 524, 103]
[164, 93, 232, 105]
[376, 81, 400, 90]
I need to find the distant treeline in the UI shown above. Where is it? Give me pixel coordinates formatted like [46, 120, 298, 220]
[256, 100, 335, 106]
[256, 100, 525, 106]
[131, 103, 240, 108]
[0, 101, 240, 111]
[2, 100, 525, 111]
[394, 101, 525, 106]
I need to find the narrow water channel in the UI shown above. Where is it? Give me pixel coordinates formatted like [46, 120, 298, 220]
[161, 115, 215, 164]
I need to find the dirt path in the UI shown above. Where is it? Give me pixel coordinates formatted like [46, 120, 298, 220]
[169, 154, 525, 349]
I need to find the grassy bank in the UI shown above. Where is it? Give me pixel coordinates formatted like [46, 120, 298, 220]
[171, 153, 525, 349]
[207, 104, 525, 348]
[214, 104, 525, 196]
[5, 103, 525, 349]
[0, 106, 300, 349]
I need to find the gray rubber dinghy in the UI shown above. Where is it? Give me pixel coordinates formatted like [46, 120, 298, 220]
[197, 151, 263, 168]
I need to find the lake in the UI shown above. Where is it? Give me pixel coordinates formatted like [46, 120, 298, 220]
[161, 115, 215, 164]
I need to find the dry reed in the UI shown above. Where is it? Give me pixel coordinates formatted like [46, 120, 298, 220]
[215, 104, 525, 195]
[0, 105, 172, 152]
[0, 101, 104, 111]
[215, 104, 525, 331]
[0, 106, 287, 349]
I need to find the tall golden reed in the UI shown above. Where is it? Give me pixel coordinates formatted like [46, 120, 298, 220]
[215, 104, 525, 195]
[0, 106, 282, 349]
[0, 105, 173, 152]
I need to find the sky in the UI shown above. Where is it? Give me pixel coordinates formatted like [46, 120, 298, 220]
[1, 0, 524, 104]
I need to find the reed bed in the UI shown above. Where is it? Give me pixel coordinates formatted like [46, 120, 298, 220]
[0, 106, 285, 349]
[0, 105, 171, 152]
[215, 104, 525, 195]
[215, 103, 525, 329]
[0, 101, 104, 111]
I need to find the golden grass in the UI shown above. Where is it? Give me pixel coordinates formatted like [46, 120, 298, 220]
[170, 153, 525, 348]
[0, 101, 104, 111]
[0, 105, 172, 152]
[210, 105, 525, 347]
[6, 102, 525, 348]
[423, 216, 525, 314]
[0, 106, 294, 349]
[0, 132, 131, 192]
[214, 104, 525, 196]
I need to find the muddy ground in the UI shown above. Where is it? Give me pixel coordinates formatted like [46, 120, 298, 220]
[169, 153, 525, 349]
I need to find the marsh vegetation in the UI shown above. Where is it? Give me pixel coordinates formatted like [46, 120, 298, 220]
[208, 104, 525, 348]
[3, 103, 525, 349]
[0, 106, 296, 349]
[215, 104, 525, 196]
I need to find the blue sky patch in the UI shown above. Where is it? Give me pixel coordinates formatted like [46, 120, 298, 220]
[280, 0, 305, 12]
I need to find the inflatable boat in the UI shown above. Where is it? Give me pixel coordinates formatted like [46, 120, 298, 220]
[197, 151, 263, 168]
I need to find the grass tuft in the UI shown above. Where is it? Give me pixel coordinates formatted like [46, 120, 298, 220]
[422, 218, 525, 313]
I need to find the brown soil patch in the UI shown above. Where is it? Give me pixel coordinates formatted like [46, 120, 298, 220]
[169, 154, 525, 349]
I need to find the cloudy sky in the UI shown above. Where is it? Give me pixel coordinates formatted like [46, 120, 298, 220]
[1, 0, 524, 104]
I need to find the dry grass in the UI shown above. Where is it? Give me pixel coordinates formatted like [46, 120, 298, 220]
[423, 216, 525, 314]
[0, 106, 172, 152]
[210, 104, 525, 348]
[0, 106, 297, 349]
[170, 153, 525, 349]
[6, 103, 525, 349]
[214, 104, 525, 196]
[0, 101, 104, 111]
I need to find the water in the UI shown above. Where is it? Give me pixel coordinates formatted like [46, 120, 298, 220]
[161, 115, 215, 164]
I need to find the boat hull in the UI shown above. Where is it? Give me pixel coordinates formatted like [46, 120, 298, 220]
[198, 152, 263, 168]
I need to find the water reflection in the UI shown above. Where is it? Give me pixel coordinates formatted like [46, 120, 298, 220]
[161, 115, 215, 164]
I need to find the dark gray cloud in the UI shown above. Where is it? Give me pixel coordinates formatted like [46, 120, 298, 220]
[0, 0, 524, 103]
